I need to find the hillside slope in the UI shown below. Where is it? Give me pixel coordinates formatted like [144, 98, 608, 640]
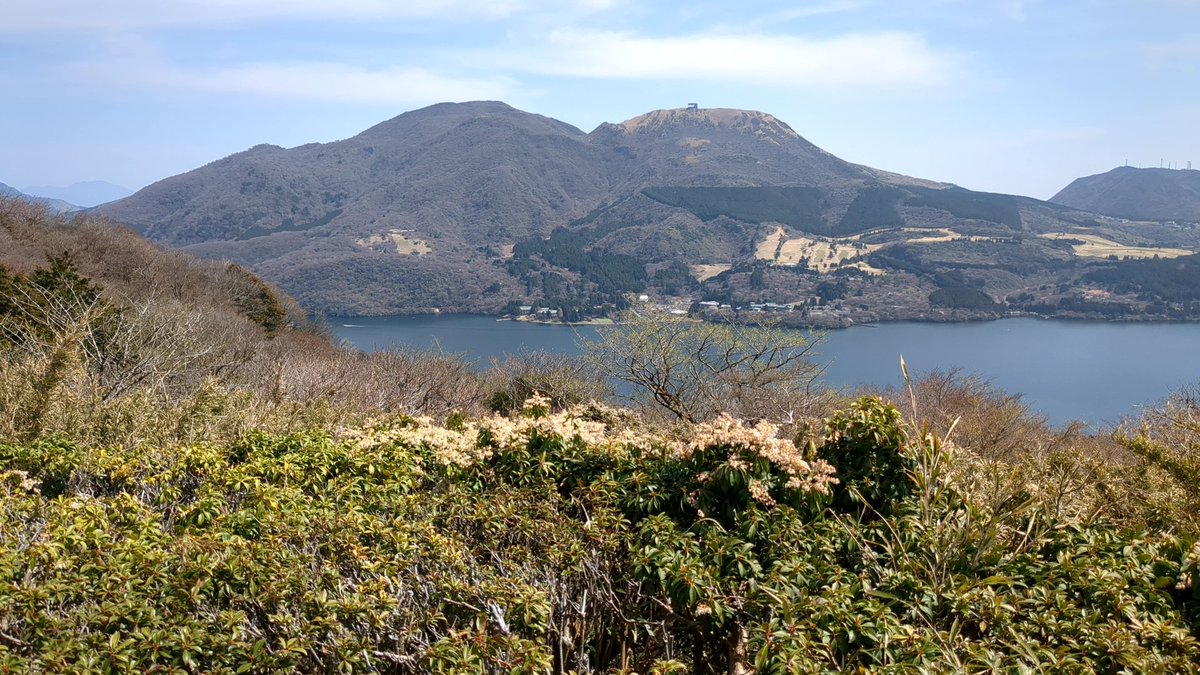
[96, 101, 631, 315]
[94, 104, 1200, 322]
[0, 197, 308, 334]
[1051, 166, 1200, 222]
[0, 197, 492, 449]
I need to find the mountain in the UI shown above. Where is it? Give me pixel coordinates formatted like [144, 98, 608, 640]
[97, 101, 630, 315]
[95, 103, 1200, 323]
[1050, 166, 1200, 222]
[21, 180, 133, 207]
[0, 182, 81, 214]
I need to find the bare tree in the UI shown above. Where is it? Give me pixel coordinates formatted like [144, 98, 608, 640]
[0, 278, 109, 442]
[244, 338, 487, 419]
[483, 351, 612, 413]
[583, 310, 825, 424]
[91, 293, 260, 400]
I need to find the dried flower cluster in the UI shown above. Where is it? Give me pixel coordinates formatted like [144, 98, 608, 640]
[480, 406, 609, 451]
[340, 405, 841, 498]
[747, 479, 776, 507]
[686, 413, 839, 495]
[343, 417, 488, 467]
[1, 469, 37, 493]
[342, 396, 663, 468]
[521, 391, 553, 415]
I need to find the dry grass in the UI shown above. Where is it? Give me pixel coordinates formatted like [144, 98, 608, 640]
[844, 260, 886, 275]
[617, 108, 800, 139]
[355, 229, 432, 256]
[753, 225, 1018, 275]
[1040, 232, 1192, 259]
[754, 226, 788, 260]
[754, 226, 881, 272]
[689, 264, 731, 282]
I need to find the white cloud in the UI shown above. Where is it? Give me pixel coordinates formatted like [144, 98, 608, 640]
[760, 0, 871, 22]
[69, 59, 513, 105]
[505, 30, 958, 87]
[0, 0, 613, 32]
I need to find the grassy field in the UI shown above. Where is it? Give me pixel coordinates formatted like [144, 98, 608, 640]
[743, 224, 1192, 282]
[754, 225, 787, 260]
[1041, 232, 1193, 259]
[689, 263, 731, 281]
[754, 225, 880, 271]
[356, 229, 432, 255]
[754, 225, 929, 273]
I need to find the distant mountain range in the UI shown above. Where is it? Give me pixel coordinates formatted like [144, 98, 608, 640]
[21, 180, 133, 208]
[93, 102, 1200, 323]
[0, 181, 81, 214]
[1051, 166, 1200, 223]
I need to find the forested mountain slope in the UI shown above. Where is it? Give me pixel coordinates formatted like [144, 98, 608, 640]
[94, 104, 1200, 322]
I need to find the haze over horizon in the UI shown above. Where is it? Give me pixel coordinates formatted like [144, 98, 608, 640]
[2, 0, 1197, 200]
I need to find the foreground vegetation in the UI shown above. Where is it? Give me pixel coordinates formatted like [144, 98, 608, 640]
[2, 200, 1200, 672]
[2, 395, 1199, 673]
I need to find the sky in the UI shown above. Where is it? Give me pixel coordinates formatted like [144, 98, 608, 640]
[1, 0, 1197, 200]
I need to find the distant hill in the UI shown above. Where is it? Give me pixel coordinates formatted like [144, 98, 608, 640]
[22, 180, 133, 207]
[0, 182, 81, 214]
[94, 103, 1200, 323]
[1051, 167, 1200, 222]
[97, 101, 629, 315]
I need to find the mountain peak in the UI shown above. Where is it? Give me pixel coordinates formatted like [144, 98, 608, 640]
[1051, 165, 1200, 222]
[356, 100, 586, 144]
[0, 181, 82, 213]
[604, 107, 800, 142]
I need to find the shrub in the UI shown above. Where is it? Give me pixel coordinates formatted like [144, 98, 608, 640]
[2, 396, 1198, 672]
[818, 396, 913, 517]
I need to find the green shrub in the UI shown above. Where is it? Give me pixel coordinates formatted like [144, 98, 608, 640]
[818, 396, 914, 517]
[2, 397, 1198, 672]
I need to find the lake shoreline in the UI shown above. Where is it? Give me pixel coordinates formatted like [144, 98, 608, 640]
[332, 315, 1200, 430]
[330, 311, 1200, 331]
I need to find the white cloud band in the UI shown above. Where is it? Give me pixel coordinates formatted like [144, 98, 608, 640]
[504, 29, 956, 87]
[70, 60, 512, 105]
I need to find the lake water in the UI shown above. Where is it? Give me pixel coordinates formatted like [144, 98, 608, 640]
[332, 315, 1200, 429]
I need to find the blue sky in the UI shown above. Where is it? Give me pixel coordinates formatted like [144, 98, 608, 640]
[2, 0, 1197, 199]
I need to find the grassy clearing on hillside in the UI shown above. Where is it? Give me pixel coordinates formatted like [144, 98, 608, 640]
[754, 226, 882, 272]
[1041, 232, 1193, 259]
[355, 229, 432, 256]
[688, 264, 731, 282]
[753, 225, 1015, 275]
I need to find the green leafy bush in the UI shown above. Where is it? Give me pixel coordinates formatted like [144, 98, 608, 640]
[1, 397, 1197, 672]
[818, 397, 913, 517]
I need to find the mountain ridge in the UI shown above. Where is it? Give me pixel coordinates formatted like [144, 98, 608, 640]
[21, 180, 132, 207]
[1051, 166, 1200, 222]
[0, 182, 81, 214]
[93, 102, 1200, 323]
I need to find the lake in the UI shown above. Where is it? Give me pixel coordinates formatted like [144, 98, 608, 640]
[331, 315, 1200, 429]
